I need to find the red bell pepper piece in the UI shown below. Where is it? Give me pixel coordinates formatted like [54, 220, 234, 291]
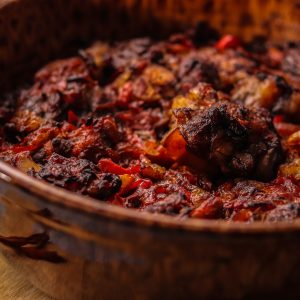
[155, 186, 167, 194]
[67, 110, 79, 124]
[12, 145, 36, 153]
[128, 178, 152, 190]
[273, 115, 283, 123]
[98, 158, 140, 175]
[215, 35, 240, 51]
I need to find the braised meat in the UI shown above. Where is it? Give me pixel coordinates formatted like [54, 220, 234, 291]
[175, 100, 283, 181]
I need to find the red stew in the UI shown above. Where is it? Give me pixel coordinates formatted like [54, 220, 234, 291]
[1, 26, 300, 222]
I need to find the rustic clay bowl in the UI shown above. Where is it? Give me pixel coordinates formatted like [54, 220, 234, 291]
[1, 1, 300, 299]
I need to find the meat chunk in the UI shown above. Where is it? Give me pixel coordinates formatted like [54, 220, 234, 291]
[208, 177, 300, 221]
[177, 53, 221, 91]
[64, 116, 123, 162]
[145, 193, 191, 215]
[86, 173, 122, 200]
[17, 57, 97, 122]
[171, 82, 229, 128]
[35, 153, 121, 200]
[175, 101, 283, 180]
[36, 153, 97, 189]
[195, 48, 256, 89]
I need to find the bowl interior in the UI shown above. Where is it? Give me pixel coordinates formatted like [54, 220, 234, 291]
[0, 0, 300, 233]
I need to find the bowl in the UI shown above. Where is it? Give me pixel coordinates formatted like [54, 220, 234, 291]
[1, 1, 300, 299]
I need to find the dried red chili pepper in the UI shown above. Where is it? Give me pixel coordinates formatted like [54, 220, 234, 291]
[0, 233, 65, 263]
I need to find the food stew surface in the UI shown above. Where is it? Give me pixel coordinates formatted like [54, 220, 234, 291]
[1, 26, 300, 222]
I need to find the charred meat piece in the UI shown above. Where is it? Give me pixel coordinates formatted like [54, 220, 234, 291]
[144, 193, 191, 216]
[189, 48, 257, 91]
[35, 153, 121, 200]
[175, 101, 283, 180]
[17, 57, 97, 121]
[36, 153, 98, 190]
[86, 173, 121, 200]
[212, 177, 300, 221]
[111, 38, 152, 71]
[63, 115, 123, 163]
[177, 53, 221, 91]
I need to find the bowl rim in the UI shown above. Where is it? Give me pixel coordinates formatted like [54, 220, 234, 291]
[2, 160, 300, 235]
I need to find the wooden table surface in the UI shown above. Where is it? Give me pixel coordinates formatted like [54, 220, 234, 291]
[0, 253, 52, 300]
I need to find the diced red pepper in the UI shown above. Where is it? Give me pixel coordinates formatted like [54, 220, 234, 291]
[275, 122, 300, 138]
[128, 165, 141, 174]
[167, 35, 194, 54]
[273, 115, 283, 123]
[128, 178, 153, 190]
[119, 176, 152, 196]
[67, 110, 79, 124]
[167, 43, 192, 54]
[61, 122, 77, 133]
[191, 198, 223, 219]
[231, 209, 253, 222]
[155, 186, 167, 194]
[98, 158, 140, 175]
[99, 159, 128, 175]
[268, 47, 284, 67]
[12, 145, 36, 153]
[215, 35, 241, 51]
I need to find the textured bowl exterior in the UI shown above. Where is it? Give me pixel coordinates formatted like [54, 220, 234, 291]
[1, 172, 300, 300]
[0, 0, 300, 299]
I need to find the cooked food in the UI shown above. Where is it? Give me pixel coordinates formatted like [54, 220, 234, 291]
[174, 88, 282, 180]
[1, 27, 300, 222]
